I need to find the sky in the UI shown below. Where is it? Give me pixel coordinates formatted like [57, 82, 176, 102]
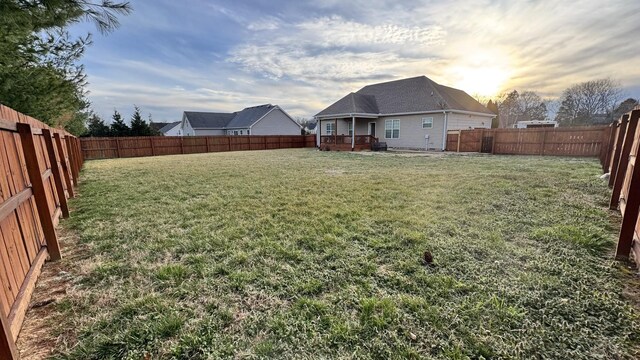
[70, 0, 640, 123]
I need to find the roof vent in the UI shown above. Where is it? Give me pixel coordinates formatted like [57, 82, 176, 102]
[431, 91, 434, 96]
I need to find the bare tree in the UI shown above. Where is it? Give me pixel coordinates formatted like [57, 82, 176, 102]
[555, 78, 623, 126]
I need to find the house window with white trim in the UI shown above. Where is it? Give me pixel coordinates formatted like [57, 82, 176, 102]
[326, 122, 335, 135]
[422, 117, 433, 129]
[247, 129, 250, 135]
[385, 119, 400, 139]
[234, 130, 238, 135]
[348, 122, 353, 136]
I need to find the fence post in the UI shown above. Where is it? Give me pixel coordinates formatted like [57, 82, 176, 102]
[150, 137, 155, 156]
[491, 130, 497, 154]
[17, 123, 62, 261]
[115, 137, 121, 158]
[65, 136, 79, 184]
[610, 112, 639, 209]
[42, 129, 69, 218]
[609, 115, 628, 187]
[180, 137, 184, 154]
[205, 137, 210, 153]
[456, 131, 461, 152]
[54, 133, 74, 198]
[540, 129, 547, 155]
[0, 306, 18, 360]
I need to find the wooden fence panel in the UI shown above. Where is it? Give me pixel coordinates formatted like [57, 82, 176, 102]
[452, 126, 609, 157]
[0, 105, 82, 359]
[80, 135, 317, 160]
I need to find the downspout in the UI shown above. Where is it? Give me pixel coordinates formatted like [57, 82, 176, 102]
[315, 117, 320, 148]
[441, 110, 448, 151]
[351, 116, 355, 151]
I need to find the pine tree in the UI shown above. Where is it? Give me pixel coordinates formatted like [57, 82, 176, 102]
[110, 110, 130, 136]
[130, 106, 153, 136]
[86, 113, 110, 137]
[486, 100, 499, 128]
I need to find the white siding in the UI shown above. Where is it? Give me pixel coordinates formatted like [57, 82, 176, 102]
[446, 112, 492, 130]
[375, 114, 445, 150]
[194, 129, 225, 136]
[250, 108, 301, 135]
[181, 115, 195, 136]
[163, 124, 182, 136]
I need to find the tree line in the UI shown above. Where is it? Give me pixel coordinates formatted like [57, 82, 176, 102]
[0, 1, 131, 135]
[486, 78, 638, 128]
[85, 107, 160, 137]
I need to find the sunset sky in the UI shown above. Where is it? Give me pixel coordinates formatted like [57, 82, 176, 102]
[71, 0, 640, 122]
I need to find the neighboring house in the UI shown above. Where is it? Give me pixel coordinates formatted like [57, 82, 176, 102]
[513, 120, 558, 129]
[159, 121, 182, 136]
[180, 104, 301, 136]
[315, 76, 496, 150]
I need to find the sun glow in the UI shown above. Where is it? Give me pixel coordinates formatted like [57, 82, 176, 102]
[452, 66, 510, 98]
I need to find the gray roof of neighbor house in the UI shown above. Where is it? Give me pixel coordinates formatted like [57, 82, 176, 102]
[315, 76, 494, 117]
[226, 104, 274, 128]
[183, 104, 290, 129]
[159, 121, 180, 133]
[150, 122, 170, 132]
[183, 111, 237, 129]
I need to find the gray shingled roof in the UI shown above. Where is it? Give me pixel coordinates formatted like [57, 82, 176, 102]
[316, 93, 379, 116]
[158, 121, 180, 133]
[226, 104, 274, 128]
[184, 112, 237, 129]
[316, 76, 494, 117]
[150, 122, 170, 132]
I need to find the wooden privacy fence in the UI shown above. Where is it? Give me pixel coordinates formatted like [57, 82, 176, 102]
[0, 105, 82, 359]
[606, 107, 640, 266]
[81, 135, 317, 160]
[446, 126, 612, 158]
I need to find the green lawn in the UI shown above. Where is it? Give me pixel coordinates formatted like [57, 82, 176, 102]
[42, 149, 639, 359]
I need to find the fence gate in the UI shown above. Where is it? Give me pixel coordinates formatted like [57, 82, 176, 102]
[481, 135, 494, 153]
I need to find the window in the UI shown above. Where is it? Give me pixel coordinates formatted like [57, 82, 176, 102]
[422, 117, 433, 129]
[326, 122, 335, 135]
[348, 122, 353, 136]
[240, 130, 243, 135]
[247, 129, 250, 135]
[385, 119, 400, 139]
[233, 130, 238, 135]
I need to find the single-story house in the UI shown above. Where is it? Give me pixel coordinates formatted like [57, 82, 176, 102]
[315, 76, 496, 150]
[180, 104, 301, 136]
[158, 121, 182, 136]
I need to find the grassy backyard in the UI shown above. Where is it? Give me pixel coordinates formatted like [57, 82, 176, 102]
[23, 149, 639, 359]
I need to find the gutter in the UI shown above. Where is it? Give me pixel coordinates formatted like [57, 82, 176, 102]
[441, 110, 448, 151]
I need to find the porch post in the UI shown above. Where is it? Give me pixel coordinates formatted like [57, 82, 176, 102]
[351, 116, 355, 151]
[316, 118, 320, 147]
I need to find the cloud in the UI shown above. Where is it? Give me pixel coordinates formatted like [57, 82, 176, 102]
[228, 16, 445, 83]
[77, 0, 640, 122]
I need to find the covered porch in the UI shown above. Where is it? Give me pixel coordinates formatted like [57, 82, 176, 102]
[316, 116, 380, 151]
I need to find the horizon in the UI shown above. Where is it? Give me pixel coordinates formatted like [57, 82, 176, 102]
[70, 0, 640, 123]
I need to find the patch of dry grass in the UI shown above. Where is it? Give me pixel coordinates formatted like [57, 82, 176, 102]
[20, 149, 640, 359]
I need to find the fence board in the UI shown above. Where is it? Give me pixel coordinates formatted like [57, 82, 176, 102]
[80, 135, 317, 160]
[0, 105, 82, 359]
[450, 126, 609, 157]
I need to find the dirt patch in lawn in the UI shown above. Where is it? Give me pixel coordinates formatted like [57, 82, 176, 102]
[16, 227, 87, 360]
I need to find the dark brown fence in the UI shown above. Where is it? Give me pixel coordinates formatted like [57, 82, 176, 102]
[606, 107, 640, 266]
[446, 126, 612, 158]
[81, 135, 317, 160]
[0, 105, 83, 359]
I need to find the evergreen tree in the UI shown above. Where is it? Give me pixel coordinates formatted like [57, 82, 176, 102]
[86, 113, 111, 137]
[486, 100, 499, 128]
[110, 110, 129, 136]
[148, 114, 161, 136]
[129, 106, 153, 136]
[0, 1, 131, 127]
